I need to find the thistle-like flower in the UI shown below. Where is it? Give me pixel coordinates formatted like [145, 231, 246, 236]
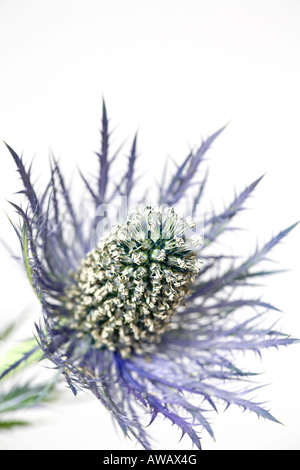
[64, 206, 203, 358]
[2, 100, 298, 449]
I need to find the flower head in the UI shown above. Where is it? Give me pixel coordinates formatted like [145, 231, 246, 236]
[2, 99, 298, 449]
[64, 206, 203, 358]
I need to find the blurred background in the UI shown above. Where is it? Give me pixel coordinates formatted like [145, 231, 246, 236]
[0, 0, 300, 450]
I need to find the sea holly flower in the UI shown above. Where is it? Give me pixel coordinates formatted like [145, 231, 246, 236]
[1, 99, 298, 449]
[63, 206, 203, 358]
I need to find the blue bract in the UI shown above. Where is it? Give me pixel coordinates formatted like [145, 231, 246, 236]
[3, 100, 298, 449]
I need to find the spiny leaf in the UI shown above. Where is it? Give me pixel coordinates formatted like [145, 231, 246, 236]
[192, 221, 299, 299]
[124, 132, 138, 200]
[204, 175, 265, 247]
[4, 141, 40, 214]
[97, 97, 110, 204]
[161, 124, 227, 205]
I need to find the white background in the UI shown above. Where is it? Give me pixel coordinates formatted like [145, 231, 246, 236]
[0, 0, 300, 450]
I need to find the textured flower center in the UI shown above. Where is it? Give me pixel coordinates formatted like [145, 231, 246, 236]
[64, 206, 203, 357]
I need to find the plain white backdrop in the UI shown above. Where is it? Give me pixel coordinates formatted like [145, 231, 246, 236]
[0, 0, 300, 450]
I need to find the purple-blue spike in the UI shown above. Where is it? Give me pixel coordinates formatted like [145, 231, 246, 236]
[96, 98, 110, 205]
[161, 125, 226, 206]
[124, 132, 138, 201]
[204, 175, 265, 247]
[4, 142, 40, 215]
